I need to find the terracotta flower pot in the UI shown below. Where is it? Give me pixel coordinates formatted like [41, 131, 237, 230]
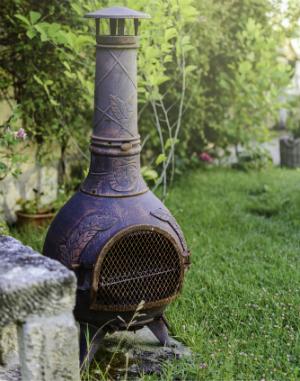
[16, 211, 55, 227]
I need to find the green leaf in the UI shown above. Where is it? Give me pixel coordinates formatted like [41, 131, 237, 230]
[76, 35, 94, 48]
[64, 71, 76, 79]
[239, 61, 252, 75]
[45, 23, 61, 39]
[29, 11, 41, 25]
[165, 138, 179, 150]
[15, 14, 31, 26]
[33, 75, 44, 86]
[50, 98, 59, 107]
[141, 167, 158, 181]
[55, 31, 68, 45]
[34, 24, 48, 41]
[163, 55, 173, 63]
[71, 3, 82, 15]
[155, 153, 167, 165]
[26, 29, 36, 39]
[185, 65, 197, 73]
[165, 27, 177, 41]
[181, 35, 190, 45]
[62, 61, 71, 71]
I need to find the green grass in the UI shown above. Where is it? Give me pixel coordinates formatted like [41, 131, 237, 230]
[10, 224, 47, 253]
[11, 167, 300, 380]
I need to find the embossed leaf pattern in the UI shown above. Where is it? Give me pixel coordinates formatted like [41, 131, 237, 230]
[61, 214, 118, 267]
[151, 208, 171, 222]
[151, 208, 188, 252]
[59, 244, 69, 267]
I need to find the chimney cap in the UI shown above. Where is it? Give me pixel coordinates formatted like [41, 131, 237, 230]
[85, 6, 150, 19]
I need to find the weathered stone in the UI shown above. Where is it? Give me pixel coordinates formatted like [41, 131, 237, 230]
[0, 236, 76, 327]
[0, 325, 18, 366]
[18, 313, 80, 381]
[0, 365, 21, 381]
[90, 327, 192, 380]
[0, 236, 80, 381]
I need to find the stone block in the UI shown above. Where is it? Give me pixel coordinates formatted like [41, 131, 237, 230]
[0, 236, 80, 381]
[18, 313, 80, 381]
[0, 325, 18, 366]
[0, 236, 76, 327]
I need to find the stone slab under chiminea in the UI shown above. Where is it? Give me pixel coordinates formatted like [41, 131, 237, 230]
[87, 326, 192, 380]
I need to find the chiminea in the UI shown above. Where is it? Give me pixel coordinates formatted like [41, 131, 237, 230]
[43, 6, 190, 364]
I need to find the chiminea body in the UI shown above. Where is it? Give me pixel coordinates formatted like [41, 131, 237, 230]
[43, 6, 190, 363]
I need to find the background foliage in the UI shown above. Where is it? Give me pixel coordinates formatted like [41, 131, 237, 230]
[0, 0, 299, 192]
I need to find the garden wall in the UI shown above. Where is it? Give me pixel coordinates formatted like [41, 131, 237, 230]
[0, 235, 80, 381]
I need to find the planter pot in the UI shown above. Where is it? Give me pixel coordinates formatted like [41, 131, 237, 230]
[16, 211, 55, 227]
[280, 136, 300, 168]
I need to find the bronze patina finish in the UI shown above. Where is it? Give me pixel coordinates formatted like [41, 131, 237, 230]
[43, 6, 190, 366]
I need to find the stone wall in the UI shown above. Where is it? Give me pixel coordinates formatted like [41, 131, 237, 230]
[0, 236, 80, 381]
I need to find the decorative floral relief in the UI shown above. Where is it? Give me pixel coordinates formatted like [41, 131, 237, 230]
[150, 208, 188, 253]
[110, 158, 138, 192]
[59, 213, 118, 267]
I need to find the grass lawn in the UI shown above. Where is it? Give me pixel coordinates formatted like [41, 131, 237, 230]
[11, 167, 300, 380]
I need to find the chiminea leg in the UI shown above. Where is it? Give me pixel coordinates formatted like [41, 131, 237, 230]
[80, 323, 105, 368]
[147, 317, 170, 346]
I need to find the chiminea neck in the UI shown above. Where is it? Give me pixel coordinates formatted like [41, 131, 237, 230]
[92, 35, 139, 146]
[81, 35, 148, 198]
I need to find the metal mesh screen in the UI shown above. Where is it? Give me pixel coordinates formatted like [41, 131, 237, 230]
[95, 229, 182, 309]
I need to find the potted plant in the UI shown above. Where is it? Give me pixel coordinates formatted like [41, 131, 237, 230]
[16, 188, 65, 227]
[280, 100, 300, 168]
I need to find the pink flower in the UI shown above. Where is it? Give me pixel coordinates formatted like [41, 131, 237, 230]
[199, 152, 213, 163]
[15, 128, 27, 140]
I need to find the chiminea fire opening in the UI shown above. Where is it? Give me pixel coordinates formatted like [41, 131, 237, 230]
[43, 6, 190, 367]
[91, 226, 184, 311]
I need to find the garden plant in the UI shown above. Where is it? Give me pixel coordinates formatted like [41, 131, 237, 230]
[1, 0, 300, 380]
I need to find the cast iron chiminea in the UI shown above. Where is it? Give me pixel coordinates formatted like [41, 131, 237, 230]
[43, 6, 190, 364]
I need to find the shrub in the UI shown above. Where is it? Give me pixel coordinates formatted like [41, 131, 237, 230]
[0, 0, 299, 194]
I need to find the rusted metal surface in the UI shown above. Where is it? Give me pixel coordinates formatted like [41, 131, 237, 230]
[43, 7, 190, 363]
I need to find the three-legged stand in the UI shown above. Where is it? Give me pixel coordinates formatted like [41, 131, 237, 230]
[79, 316, 171, 367]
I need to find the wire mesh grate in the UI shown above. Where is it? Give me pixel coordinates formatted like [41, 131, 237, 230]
[95, 229, 182, 308]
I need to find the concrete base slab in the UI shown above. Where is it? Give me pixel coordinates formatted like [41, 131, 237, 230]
[89, 327, 191, 380]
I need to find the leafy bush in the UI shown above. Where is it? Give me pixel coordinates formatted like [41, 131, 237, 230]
[181, 0, 293, 156]
[0, 0, 94, 182]
[0, 0, 299, 193]
[232, 146, 273, 171]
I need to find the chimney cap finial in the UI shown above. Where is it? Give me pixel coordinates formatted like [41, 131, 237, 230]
[85, 6, 150, 19]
